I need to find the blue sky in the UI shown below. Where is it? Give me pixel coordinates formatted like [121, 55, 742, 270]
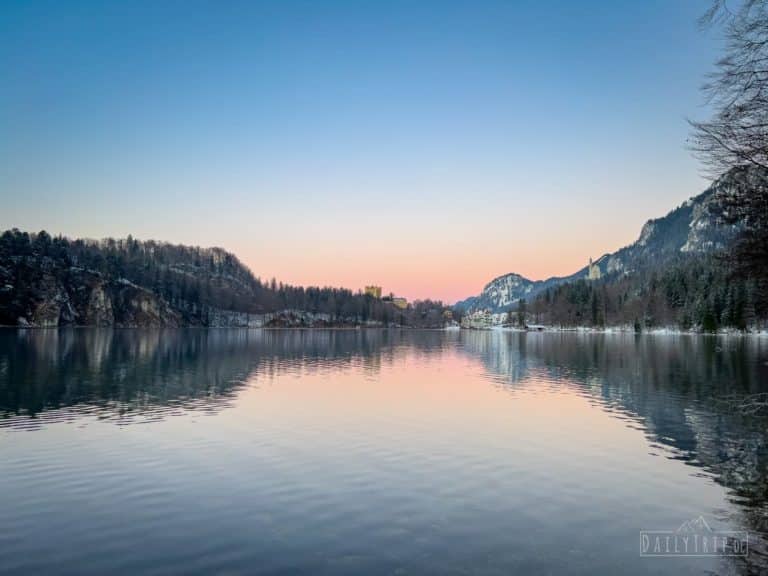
[1, 1, 721, 301]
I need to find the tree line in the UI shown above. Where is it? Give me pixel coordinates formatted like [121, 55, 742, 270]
[521, 255, 761, 331]
[0, 229, 448, 327]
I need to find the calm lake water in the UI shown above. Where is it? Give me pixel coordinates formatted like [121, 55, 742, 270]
[1, 329, 767, 576]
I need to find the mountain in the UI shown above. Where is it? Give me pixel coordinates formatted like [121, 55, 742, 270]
[456, 169, 745, 314]
[454, 271, 583, 314]
[0, 230, 448, 328]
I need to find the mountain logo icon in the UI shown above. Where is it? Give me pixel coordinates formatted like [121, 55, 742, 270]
[676, 516, 713, 533]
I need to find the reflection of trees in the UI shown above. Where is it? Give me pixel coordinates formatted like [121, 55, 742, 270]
[0, 329, 456, 427]
[2, 328, 766, 572]
[0, 329, 256, 426]
[458, 331, 532, 383]
[459, 331, 768, 575]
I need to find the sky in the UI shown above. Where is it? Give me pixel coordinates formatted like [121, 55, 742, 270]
[1, 0, 723, 303]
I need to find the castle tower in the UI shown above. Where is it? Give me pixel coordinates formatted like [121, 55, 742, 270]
[587, 257, 601, 281]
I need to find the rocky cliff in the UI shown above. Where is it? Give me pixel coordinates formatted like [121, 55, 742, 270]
[4, 266, 183, 328]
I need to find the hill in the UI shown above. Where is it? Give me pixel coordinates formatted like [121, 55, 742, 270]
[0, 230, 447, 328]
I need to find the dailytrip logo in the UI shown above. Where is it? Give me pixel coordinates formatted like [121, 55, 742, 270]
[640, 516, 749, 557]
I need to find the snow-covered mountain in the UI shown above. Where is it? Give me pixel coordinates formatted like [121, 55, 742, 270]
[455, 169, 747, 313]
[454, 270, 581, 313]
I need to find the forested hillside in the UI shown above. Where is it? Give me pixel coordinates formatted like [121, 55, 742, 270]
[457, 163, 767, 331]
[0, 229, 447, 328]
[524, 255, 764, 331]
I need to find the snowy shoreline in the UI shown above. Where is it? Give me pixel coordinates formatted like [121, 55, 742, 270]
[478, 325, 768, 336]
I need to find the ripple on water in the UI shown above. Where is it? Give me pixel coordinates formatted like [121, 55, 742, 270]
[0, 330, 766, 575]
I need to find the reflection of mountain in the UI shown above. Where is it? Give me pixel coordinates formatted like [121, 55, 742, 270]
[458, 331, 534, 383]
[2, 329, 767, 573]
[0, 329, 458, 427]
[0, 329, 255, 426]
[458, 331, 768, 575]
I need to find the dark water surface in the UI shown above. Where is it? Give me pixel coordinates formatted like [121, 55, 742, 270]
[1, 329, 767, 575]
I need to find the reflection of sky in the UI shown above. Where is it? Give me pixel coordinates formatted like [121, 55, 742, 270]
[0, 336, 735, 575]
[3, 330, 768, 573]
[0, 1, 722, 302]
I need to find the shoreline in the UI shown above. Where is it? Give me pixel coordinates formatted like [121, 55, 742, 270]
[482, 325, 768, 337]
[1, 324, 767, 336]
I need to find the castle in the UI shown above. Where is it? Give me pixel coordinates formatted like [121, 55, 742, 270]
[364, 286, 408, 309]
[587, 257, 602, 281]
[364, 285, 382, 298]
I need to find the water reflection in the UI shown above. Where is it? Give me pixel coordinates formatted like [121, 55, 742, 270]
[0, 329, 457, 427]
[1, 328, 767, 575]
[459, 331, 768, 575]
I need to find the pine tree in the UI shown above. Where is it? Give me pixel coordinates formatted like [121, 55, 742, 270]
[517, 299, 527, 327]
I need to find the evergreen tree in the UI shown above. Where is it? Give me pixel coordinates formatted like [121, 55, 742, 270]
[517, 299, 527, 327]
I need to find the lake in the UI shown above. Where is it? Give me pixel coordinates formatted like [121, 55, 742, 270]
[1, 329, 767, 575]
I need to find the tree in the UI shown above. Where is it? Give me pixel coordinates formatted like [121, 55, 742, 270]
[590, 290, 599, 326]
[517, 298, 527, 328]
[690, 0, 768, 313]
[691, 1, 768, 175]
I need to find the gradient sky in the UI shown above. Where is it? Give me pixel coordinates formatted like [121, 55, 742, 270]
[1, 1, 722, 303]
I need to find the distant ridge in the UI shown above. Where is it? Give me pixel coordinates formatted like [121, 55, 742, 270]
[455, 168, 746, 313]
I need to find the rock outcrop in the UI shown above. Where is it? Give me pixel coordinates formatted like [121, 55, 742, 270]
[3, 266, 182, 328]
